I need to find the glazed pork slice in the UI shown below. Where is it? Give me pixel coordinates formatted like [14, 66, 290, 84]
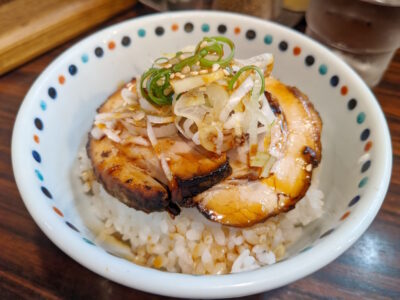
[87, 136, 170, 213]
[87, 79, 231, 214]
[193, 78, 322, 227]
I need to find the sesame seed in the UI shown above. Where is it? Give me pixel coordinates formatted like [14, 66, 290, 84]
[178, 74, 186, 79]
[175, 72, 182, 76]
[305, 164, 312, 172]
[212, 64, 220, 72]
[190, 71, 199, 76]
[199, 69, 208, 74]
[223, 69, 230, 76]
[170, 73, 175, 79]
[182, 65, 190, 74]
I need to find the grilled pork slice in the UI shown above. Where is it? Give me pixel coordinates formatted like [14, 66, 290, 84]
[87, 136, 170, 213]
[194, 78, 322, 227]
[87, 79, 231, 214]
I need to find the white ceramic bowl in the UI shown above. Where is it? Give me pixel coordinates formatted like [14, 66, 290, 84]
[12, 11, 392, 298]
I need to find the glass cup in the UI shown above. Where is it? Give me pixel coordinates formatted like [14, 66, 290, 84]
[306, 0, 400, 87]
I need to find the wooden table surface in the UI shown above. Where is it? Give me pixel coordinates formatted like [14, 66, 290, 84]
[0, 5, 399, 300]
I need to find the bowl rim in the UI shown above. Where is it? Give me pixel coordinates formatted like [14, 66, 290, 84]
[11, 11, 392, 298]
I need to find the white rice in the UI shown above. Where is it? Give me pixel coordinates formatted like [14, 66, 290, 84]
[77, 148, 324, 274]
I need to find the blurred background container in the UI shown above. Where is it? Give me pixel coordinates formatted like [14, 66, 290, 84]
[306, 0, 400, 87]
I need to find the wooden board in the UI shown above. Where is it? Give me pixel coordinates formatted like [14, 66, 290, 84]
[0, 0, 137, 75]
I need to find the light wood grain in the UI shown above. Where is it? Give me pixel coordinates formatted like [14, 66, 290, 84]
[0, 4, 399, 299]
[0, 0, 137, 75]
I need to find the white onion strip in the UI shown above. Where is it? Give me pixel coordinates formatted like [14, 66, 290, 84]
[121, 88, 138, 104]
[160, 154, 173, 182]
[192, 131, 200, 145]
[260, 93, 276, 125]
[95, 112, 140, 122]
[146, 119, 158, 146]
[147, 115, 174, 124]
[183, 118, 195, 138]
[139, 97, 160, 113]
[219, 76, 254, 122]
[175, 116, 187, 138]
[147, 120, 173, 182]
[153, 123, 177, 137]
[90, 126, 104, 140]
[129, 136, 149, 146]
[215, 126, 223, 155]
[103, 128, 121, 143]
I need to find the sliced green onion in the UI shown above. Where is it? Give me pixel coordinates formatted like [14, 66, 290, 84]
[198, 36, 235, 67]
[228, 65, 265, 95]
[152, 57, 170, 67]
[141, 68, 173, 105]
[147, 69, 173, 105]
[172, 53, 201, 72]
[140, 68, 157, 101]
[140, 36, 236, 106]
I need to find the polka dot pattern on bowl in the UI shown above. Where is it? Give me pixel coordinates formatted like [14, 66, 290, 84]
[29, 22, 374, 252]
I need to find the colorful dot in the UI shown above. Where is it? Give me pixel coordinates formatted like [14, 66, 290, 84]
[40, 100, 46, 111]
[305, 55, 315, 66]
[341, 86, 348, 95]
[155, 26, 165, 36]
[58, 75, 65, 85]
[279, 41, 288, 51]
[94, 47, 104, 57]
[66, 221, 80, 232]
[357, 112, 366, 124]
[348, 98, 357, 110]
[293, 47, 301, 56]
[121, 36, 131, 47]
[108, 41, 116, 50]
[319, 64, 327, 75]
[340, 211, 351, 221]
[83, 237, 95, 245]
[41, 186, 52, 199]
[359, 177, 368, 188]
[264, 35, 273, 45]
[234, 27, 241, 35]
[48, 87, 57, 99]
[171, 23, 179, 31]
[320, 228, 334, 239]
[81, 54, 89, 63]
[217, 24, 227, 34]
[34, 118, 43, 130]
[364, 141, 373, 152]
[68, 64, 77, 75]
[53, 206, 64, 217]
[32, 150, 41, 163]
[35, 169, 43, 181]
[246, 29, 256, 40]
[33, 135, 40, 144]
[330, 75, 339, 87]
[361, 160, 371, 173]
[201, 23, 210, 32]
[349, 195, 360, 207]
[360, 129, 370, 141]
[138, 28, 146, 37]
[184, 22, 194, 33]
